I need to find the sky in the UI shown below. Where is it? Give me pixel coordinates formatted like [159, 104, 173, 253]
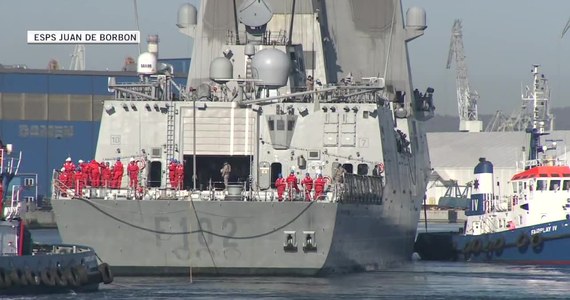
[2, 0, 570, 116]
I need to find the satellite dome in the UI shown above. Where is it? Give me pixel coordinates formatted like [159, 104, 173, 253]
[251, 48, 291, 88]
[209, 57, 233, 83]
[406, 7, 426, 30]
[137, 52, 157, 75]
[177, 3, 198, 28]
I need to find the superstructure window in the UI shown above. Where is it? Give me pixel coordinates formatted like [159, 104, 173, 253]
[512, 182, 518, 193]
[276, 120, 285, 131]
[564, 180, 570, 190]
[357, 164, 368, 175]
[342, 163, 353, 174]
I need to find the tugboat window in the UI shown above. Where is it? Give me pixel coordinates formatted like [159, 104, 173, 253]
[536, 180, 547, 191]
[549, 180, 561, 191]
[563, 180, 570, 190]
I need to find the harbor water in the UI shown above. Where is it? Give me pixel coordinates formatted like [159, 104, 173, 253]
[16, 225, 570, 300]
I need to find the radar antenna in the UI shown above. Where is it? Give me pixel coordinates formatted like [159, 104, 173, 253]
[446, 19, 482, 132]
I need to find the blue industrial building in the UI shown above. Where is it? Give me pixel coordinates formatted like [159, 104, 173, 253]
[0, 58, 189, 205]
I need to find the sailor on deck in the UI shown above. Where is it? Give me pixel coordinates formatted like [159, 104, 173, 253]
[112, 158, 124, 189]
[314, 174, 326, 201]
[127, 158, 140, 189]
[286, 171, 300, 200]
[275, 174, 286, 202]
[220, 162, 231, 190]
[302, 173, 314, 201]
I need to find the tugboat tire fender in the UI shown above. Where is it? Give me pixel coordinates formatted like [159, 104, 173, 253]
[53, 268, 68, 287]
[0, 268, 11, 288]
[24, 269, 39, 286]
[40, 268, 56, 286]
[64, 267, 81, 287]
[98, 263, 113, 284]
[494, 237, 505, 251]
[471, 239, 482, 253]
[531, 233, 543, 248]
[516, 233, 530, 248]
[462, 241, 472, 254]
[73, 265, 89, 284]
[9, 269, 26, 286]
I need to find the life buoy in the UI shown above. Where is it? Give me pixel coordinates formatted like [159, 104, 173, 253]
[517, 233, 530, 248]
[73, 265, 89, 284]
[471, 239, 482, 253]
[494, 237, 505, 251]
[531, 233, 543, 248]
[64, 268, 81, 287]
[98, 263, 113, 284]
[40, 268, 56, 286]
[378, 163, 385, 174]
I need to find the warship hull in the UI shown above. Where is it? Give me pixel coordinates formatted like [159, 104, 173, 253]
[51, 0, 433, 276]
[52, 197, 420, 276]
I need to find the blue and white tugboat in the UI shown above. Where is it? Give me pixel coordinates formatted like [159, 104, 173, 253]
[0, 142, 113, 295]
[455, 65, 570, 264]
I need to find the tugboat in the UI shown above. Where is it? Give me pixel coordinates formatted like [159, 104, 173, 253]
[454, 65, 570, 263]
[0, 142, 113, 294]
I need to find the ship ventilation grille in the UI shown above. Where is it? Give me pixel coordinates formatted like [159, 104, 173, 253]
[151, 147, 162, 158]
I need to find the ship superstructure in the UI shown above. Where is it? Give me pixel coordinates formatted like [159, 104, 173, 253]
[51, 0, 434, 275]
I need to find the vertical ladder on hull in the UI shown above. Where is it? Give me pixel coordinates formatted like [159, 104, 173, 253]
[166, 101, 176, 188]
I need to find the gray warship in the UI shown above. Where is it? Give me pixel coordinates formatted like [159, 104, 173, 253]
[51, 0, 434, 276]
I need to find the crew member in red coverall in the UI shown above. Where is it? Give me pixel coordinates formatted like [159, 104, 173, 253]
[301, 173, 314, 201]
[63, 157, 75, 187]
[175, 160, 185, 190]
[286, 171, 300, 200]
[100, 161, 111, 188]
[275, 174, 286, 202]
[78, 159, 90, 186]
[74, 167, 85, 197]
[112, 158, 124, 189]
[89, 159, 100, 187]
[168, 159, 178, 189]
[57, 167, 69, 196]
[127, 158, 140, 189]
[314, 174, 326, 201]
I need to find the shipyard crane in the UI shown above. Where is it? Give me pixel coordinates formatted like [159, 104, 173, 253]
[69, 44, 85, 71]
[446, 19, 482, 132]
[562, 17, 570, 38]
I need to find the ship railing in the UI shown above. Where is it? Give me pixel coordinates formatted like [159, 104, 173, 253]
[225, 29, 288, 46]
[33, 243, 95, 255]
[238, 80, 386, 107]
[4, 184, 23, 220]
